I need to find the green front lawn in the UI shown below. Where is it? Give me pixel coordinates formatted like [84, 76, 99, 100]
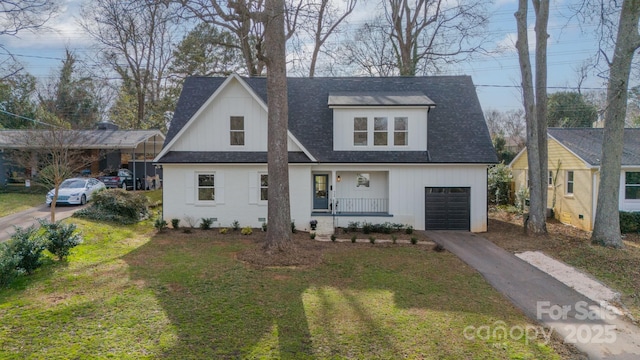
[0, 192, 46, 217]
[0, 219, 566, 359]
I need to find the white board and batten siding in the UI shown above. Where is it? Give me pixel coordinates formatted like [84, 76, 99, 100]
[163, 164, 312, 229]
[310, 164, 488, 232]
[332, 108, 428, 151]
[389, 165, 488, 232]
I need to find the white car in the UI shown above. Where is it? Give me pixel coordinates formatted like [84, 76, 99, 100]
[46, 178, 106, 206]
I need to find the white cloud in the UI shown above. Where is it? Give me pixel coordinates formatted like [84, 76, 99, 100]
[1, 0, 90, 50]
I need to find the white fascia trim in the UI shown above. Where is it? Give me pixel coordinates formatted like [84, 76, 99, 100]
[508, 147, 526, 167]
[287, 130, 317, 162]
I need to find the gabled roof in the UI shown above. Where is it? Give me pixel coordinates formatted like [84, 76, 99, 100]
[0, 129, 165, 151]
[160, 75, 497, 164]
[328, 92, 435, 107]
[548, 128, 640, 167]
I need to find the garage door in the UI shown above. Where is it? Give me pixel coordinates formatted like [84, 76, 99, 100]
[425, 187, 470, 230]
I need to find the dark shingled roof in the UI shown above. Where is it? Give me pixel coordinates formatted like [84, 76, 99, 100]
[548, 128, 640, 166]
[160, 76, 497, 164]
[159, 151, 312, 163]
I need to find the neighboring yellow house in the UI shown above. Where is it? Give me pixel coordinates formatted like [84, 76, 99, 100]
[510, 128, 640, 231]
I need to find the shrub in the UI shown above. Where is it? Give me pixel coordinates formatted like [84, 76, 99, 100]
[620, 211, 640, 233]
[232, 220, 240, 231]
[73, 189, 150, 224]
[392, 223, 404, 232]
[379, 222, 393, 234]
[351, 234, 357, 243]
[347, 221, 359, 233]
[488, 162, 512, 205]
[154, 218, 168, 232]
[405, 225, 414, 235]
[38, 220, 83, 260]
[219, 228, 229, 234]
[291, 221, 297, 233]
[330, 234, 336, 242]
[410, 237, 418, 245]
[200, 218, 213, 230]
[391, 234, 397, 244]
[241, 226, 253, 235]
[310, 232, 316, 239]
[262, 222, 267, 231]
[515, 186, 529, 214]
[8, 226, 46, 274]
[369, 236, 376, 244]
[171, 218, 180, 229]
[433, 243, 445, 252]
[362, 222, 372, 234]
[184, 216, 197, 228]
[0, 243, 23, 288]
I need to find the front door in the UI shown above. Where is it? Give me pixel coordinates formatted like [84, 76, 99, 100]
[313, 174, 329, 210]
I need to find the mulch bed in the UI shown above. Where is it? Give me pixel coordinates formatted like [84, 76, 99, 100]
[164, 226, 434, 268]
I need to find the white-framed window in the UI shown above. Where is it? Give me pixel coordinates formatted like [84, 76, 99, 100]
[230, 116, 245, 146]
[197, 173, 215, 201]
[566, 171, 574, 195]
[625, 171, 640, 200]
[394, 117, 408, 146]
[548, 170, 553, 187]
[374, 117, 388, 146]
[260, 173, 268, 201]
[353, 117, 368, 146]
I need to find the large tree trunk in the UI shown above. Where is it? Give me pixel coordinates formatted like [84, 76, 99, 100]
[264, 0, 293, 252]
[533, 0, 549, 234]
[515, 0, 547, 235]
[592, 0, 640, 248]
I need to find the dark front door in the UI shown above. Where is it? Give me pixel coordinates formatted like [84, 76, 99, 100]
[313, 174, 329, 210]
[425, 187, 470, 230]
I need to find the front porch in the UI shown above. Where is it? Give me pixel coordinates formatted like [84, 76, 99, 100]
[310, 170, 391, 234]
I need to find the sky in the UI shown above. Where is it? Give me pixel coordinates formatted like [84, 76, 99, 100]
[0, 0, 610, 114]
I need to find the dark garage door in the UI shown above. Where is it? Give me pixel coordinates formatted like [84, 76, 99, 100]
[425, 187, 470, 230]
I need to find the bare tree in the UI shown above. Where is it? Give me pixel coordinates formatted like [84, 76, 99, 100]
[174, 0, 301, 77]
[6, 114, 98, 222]
[175, 0, 266, 76]
[515, 0, 549, 235]
[591, 0, 640, 248]
[80, 0, 178, 129]
[338, 19, 399, 76]
[0, 0, 60, 78]
[299, 0, 357, 77]
[383, 0, 490, 75]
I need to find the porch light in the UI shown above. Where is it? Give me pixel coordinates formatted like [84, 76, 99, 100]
[337, 175, 341, 182]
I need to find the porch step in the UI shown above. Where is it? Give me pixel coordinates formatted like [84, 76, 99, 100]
[312, 216, 334, 236]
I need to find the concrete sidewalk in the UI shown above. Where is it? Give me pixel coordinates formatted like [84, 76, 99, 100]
[0, 205, 83, 242]
[427, 230, 640, 360]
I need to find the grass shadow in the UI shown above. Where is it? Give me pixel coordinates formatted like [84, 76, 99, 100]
[121, 231, 557, 359]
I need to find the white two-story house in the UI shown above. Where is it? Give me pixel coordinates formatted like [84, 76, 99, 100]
[154, 74, 497, 233]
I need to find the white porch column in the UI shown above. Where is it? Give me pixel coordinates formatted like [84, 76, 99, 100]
[331, 170, 336, 215]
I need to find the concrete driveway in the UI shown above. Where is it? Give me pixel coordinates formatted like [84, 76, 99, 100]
[427, 230, 640, 360]
[0, 204, 86, 242]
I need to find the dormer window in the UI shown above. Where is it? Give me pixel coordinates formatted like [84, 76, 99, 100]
[354, 117, 368, 146]
[230, 116, 244, 146]
[374, 117, 388, 146]
[394, 117, 408, 146]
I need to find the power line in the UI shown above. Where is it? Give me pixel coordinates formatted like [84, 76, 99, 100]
[0, 109, 61, 128]
[476, 84, 608, 90]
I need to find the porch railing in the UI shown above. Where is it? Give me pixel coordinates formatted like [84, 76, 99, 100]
[334, 198, 389, 213]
